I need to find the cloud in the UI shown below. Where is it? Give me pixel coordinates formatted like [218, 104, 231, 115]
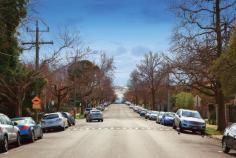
[131, 46, 151, 56]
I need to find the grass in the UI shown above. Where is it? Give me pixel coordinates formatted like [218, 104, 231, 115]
[75, 113, 84, 120]
[205, 126, 223, 136]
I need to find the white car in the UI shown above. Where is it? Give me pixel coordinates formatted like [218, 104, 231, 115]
[0, 113, 21, 152]
[41, 112, 68, 132]
[173, 109, 205, 134]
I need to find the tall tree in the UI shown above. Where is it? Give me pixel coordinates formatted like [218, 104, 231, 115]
[137, 52, 163, 110]
[171, 0, 236, 131]
[212, 30, 236, 96]
[0, 0, 28, 74]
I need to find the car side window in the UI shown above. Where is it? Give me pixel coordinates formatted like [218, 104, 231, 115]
[0, 115, 5, 124]
[3, 115, 12, 125]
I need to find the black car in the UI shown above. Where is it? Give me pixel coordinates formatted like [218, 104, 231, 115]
[222, 123, 236, 153]
[61, 112, 75, 126]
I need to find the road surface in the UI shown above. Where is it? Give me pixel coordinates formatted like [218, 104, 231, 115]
[1, 104, 235, 158]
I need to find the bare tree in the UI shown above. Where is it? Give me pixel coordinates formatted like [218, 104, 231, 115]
[170, 0, 236, 130]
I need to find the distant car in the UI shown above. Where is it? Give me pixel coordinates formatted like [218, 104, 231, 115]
[84, 107, 92, 117]
[140, 109, 147, 117]
[173, 109, 205, 134]
[86, 110, 103, 122]
[145, 111, 152, 119]
[156, 111, 165, 124]
[61, 112, 75, 126]
[41, 112, 68, 132]
[96, 106, 105, 111]
[11, 117, 43, 142]
[149, 111, 158, 120]
[160, 112, 175, 126]
[222, 123, 236, 153]
[0, 113, 21, 152]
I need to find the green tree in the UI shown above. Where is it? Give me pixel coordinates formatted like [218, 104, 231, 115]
[212, 30, 236, 96]
[0, 0, 28, 74]
[175, 92, 194, 109]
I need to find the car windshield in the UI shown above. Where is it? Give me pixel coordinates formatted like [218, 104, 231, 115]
[165, 113, 175, 117]
[182, 111, 201, 119]
[231, 125, 236, 134]
[91, 111, 101, 114]
[43, 114, 59, 120]
[11, 118, 29, 125]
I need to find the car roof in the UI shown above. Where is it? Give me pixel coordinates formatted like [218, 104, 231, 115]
[180, 109, 198, 113]
[11, 117, 31, 120]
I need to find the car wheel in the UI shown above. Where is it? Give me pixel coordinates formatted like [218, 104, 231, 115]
[222, 139, 230, 153]
[101, 119, 103, 122]
[38, 129, 43, 139]
[0, 136, 8, 152]
[173, 123, 176, 129]
[179, 123, 183, 133]
[30, 131, 35, 142]
[15, 133, 21, 147]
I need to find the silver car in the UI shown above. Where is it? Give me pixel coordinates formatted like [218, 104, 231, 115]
[86, 110, 103, 122]
[41, 112, 68, 132]
[173, 109, 205, 134]
[0, 113, 21, 152]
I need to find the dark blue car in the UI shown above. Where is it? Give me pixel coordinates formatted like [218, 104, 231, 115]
[161, 112, 175, 126]
[11, 117, 43, 142]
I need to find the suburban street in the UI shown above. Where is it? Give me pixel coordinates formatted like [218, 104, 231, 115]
[0, 104, 235, 158]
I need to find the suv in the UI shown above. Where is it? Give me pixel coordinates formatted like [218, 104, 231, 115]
[173, 109, 205, 134]
[0, 113, 21, 152]
[86, 110, 103, 122]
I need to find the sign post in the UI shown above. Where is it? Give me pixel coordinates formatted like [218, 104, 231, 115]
[32, 96, 41, 122]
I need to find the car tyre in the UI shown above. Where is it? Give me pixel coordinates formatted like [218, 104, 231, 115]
[38, 129, 43, 139]
[101, 119, 103, 122]
[179, 123, 183, 133]
[222, 139, 230, 153]
[30, 131, 35, 142]
[15, 133, 21, 147]
[173, 123, 176, 129]
[0, 136, 8, 152]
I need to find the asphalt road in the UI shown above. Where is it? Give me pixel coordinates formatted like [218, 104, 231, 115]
[1, 104, 235, 158]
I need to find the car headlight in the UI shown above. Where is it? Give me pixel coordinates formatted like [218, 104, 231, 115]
[182, 120, 189, 124]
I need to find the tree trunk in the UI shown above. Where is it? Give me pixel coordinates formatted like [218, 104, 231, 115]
[215, 83, 226, 131]
[151, 88, 155, 110]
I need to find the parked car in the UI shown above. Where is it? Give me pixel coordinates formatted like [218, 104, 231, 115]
[140, 109, 147, 117]
[61, 112, 75, 126]
[173, 109, 205, 134]
[86, 110, 103, 122]
[0, 113, 21, 152]
[41, 112, 68, 132]
[160, 112, 175, 126]
[145, 111, 152, 119]
[96, 106, 105, 111]
[149, 111, 158, 120]
[156, 111, 164, 124]
[222, 123, 236, 153]
[11, 117, 43, 142]
[84, 107, 92, 117]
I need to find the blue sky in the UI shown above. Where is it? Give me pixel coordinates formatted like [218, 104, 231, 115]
[23, 0, 176, 86]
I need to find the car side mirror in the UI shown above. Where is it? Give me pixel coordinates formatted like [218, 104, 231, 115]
[13, 122, 18, 126]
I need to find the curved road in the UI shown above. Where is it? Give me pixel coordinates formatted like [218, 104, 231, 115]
[1, 104, 235, 158]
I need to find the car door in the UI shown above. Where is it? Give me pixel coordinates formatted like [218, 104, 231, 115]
[3, 115, 16, 142]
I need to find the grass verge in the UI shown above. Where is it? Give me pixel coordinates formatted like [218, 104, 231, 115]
[205, 127, 223, 136]
[75, 113, 84, 120]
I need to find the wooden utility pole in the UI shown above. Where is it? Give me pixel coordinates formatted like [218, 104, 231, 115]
[22, 20, 53, 122]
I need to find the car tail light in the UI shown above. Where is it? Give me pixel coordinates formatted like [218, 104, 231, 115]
[20, 125, 29, 130]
